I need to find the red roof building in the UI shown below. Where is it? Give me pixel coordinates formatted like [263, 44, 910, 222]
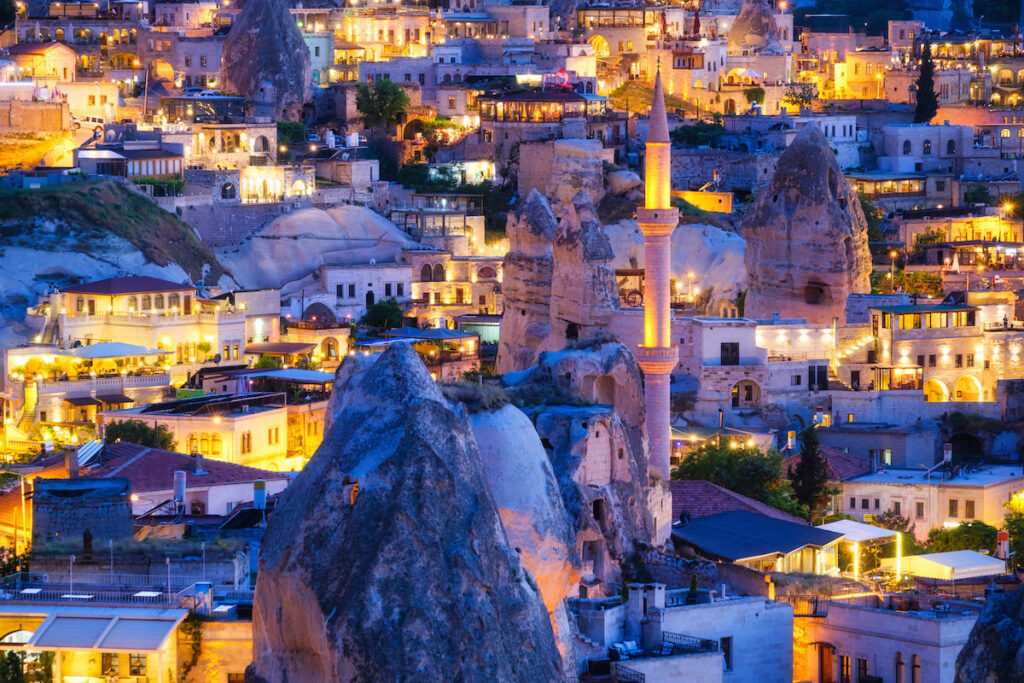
[670, 479, 808, 526]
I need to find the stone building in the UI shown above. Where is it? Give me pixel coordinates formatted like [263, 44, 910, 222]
[32, 477, 133, 543]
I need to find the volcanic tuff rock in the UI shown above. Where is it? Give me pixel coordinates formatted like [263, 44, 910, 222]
[496, 190, 619, 374]
[742, 124, 871, 324]
[249, 344, 562, 682]
[726, 0, 784, 55]
[220, 0, 312, 120]
[955, 585, 1024, 683]
[548, 139, 607, 209]
[470, 405, 580, 672]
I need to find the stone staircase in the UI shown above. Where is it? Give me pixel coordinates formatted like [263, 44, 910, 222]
[40, 318, 58, 345]
[17, 381, 36, 433]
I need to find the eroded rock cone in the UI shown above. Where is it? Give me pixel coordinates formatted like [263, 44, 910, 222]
[955, 585, 1024, 683]
[742, 124, 871, 324]
[249, 343, 562, 682]
[220, 0, 312, 120]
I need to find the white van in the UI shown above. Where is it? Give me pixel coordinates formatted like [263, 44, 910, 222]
[73, 115, 107, 134]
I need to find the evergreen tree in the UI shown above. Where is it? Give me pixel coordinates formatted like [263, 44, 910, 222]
[787, 427, 830, 520]
[914, 42, 939, 124]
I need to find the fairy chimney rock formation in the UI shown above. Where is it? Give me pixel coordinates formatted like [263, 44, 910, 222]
[742, 124, 871, 324]
[249, 343, 562, 682]
[727, 0, 784, 55]
[220, 0, 312, 120]
[497, 190, 619, 374]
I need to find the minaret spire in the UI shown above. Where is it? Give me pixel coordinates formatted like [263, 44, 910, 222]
[636, 63, 679, 482]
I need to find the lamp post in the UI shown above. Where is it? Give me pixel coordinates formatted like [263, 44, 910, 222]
[890, 250, 898, 292]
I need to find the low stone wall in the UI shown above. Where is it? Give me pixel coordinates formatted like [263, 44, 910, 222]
[177, 200, 307, 247]
[0, 101, 69, 134]
[641, 549, 770, 597]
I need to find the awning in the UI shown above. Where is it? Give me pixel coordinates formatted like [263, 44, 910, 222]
[60, 342, 169, 359]
[880, 550, 1006, 580]
[246, 369, 334, 384]
[28, 611, 187, 651]
[383, 326, 475, 340]
[96, 394, 134, 404]
[244, 342, 316, 356]
[816, 519, 899, 543]
[65, 397, 102, 407]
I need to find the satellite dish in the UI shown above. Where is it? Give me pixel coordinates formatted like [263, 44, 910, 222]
[212, 353, 222, 364]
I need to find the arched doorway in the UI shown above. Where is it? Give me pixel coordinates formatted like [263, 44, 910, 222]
[953, 375, 982, 402]
[149, 59, 175, 87]
[950, 433, 984, 461]
[724, 98, 737, 115]
[588, 34, 610, 58]
[292, 179, 307, 196]
[254, 135, 270, 153]
[365, 290, 375, 308]
[403, 119, 426, 141]
[320, 337, 339, 359]
[302, 302, 335, 322]
[432, 264, 445, 282]
[420, 264, 433, 282]
[923, 378, 949, 402]
[731, 380, 760, 408]
[221, 183, 236, 199]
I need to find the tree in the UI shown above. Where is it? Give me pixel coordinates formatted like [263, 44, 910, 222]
[104, 420, 175, 451]
[964, 185, 994, 205]
[781, 83, 816, 109]
[743, 87, 766, 105]
[914, 42, 938, 124]
[1005, 510, 1024, 563]
[671, 440, 807, 519]
[355, 79, 410, 133]
[927, 520, 998, 554]
[0, 651, 25, 683]
[787, 428, 830, 521]
[858, 194, 884, 243]
[360, 297, 403, 330]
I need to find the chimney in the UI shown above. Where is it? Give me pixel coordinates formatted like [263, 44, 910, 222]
[253, 479, 266, 510]
[65, 447, 78, 479]
[173, 470, 186, 503]
[192, 451, 206, 475]
[942, 442, 952, 464]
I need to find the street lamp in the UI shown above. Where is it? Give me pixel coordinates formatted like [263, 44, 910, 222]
[890, 250, 898, 292]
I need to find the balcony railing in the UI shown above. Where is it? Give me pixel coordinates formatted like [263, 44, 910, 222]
[661, 631, 719, 655]
[33, 372, 170, 394]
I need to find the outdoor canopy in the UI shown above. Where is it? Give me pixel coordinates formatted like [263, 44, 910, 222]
[880, 550, 1006, 580]
[58, 342, 169, 359]
[816, 519, 900, 543]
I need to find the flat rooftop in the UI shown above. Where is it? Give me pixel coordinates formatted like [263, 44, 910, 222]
[848, 464, 1024, 487]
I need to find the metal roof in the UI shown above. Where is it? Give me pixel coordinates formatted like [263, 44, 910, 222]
[672, 510, 843, 562]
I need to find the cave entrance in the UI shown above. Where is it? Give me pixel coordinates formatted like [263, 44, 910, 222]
[804, 281, 832, 306]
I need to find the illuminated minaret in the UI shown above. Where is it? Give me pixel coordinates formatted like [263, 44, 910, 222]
[636, 67, 679, 480]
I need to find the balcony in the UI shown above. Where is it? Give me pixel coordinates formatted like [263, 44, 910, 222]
[33, 372, 170, 395]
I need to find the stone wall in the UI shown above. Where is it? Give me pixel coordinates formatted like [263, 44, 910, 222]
[641, 549, 770, 597]
[670, 149, 778, 195]
[180, 620, 253, 683]
[0, 101, 69, 134]
[178, 201, 306, 247]
[32, 477, 133, 543]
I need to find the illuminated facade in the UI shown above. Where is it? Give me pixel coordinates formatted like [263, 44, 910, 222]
[635, 69, 678, 480]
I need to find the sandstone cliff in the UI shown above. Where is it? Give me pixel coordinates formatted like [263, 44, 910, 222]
[496, 190, 619, 374]
[250, 344, 562, 682]
[742, 124, 871, 324]
[220, 0, 311, 120]
[727, 0, 784, 55]
[955, 585, 1024, 683]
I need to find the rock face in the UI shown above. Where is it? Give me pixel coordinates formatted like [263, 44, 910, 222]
[470, 405, 579, 672]
[742, 124, 871, 324]
[726, 0, 784, 55]
[250, 344, 562, 682]
[507, 343, 674, 580]
[549, 139, 606, 208]
[955, 585, 1024, 683]
[497, 190, 619, 374]
[220, 0, 311, 120]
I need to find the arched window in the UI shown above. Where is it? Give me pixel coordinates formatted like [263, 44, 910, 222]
[126, 295, 138, 312]
[895, 652, 904, 683]
[477, 266, 497, 279]
[922, 139, 932, 155]
[420, 264, 433, 282]
[902, 140, 911, 155]
[946, 139, 955, 155]
[188, 434, 199, 453]
[75, 296, 84, 312]
[1019, 129, 1024, 138]
[432, 263, 445, 281]
[153, 294, 164, 309]
[211, 434, 222, 456]
[911, 655, 921, 683]
[0, 630, 32, 644]
[1002, 129, 1011, 138]
[200, 434, 210, 454]
[141, 295, 151, 310]
[168, 293, 180, 309]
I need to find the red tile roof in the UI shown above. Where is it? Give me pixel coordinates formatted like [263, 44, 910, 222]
[62, 276, 193, 296]
[670, 480, 808, 526]
[783, 446, 871, 483]
[82, 442, 290, 493]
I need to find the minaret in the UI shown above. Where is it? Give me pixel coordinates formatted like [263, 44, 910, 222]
[636, 67, 678, 480]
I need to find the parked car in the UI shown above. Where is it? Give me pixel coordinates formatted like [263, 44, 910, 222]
[197, 90, 221, 97]
[74, 115, 107, 134]
[181, 86, 203, 95]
